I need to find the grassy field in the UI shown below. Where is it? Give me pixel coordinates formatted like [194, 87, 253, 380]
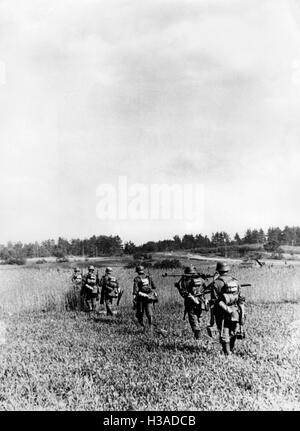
[0, 263, 300, 410]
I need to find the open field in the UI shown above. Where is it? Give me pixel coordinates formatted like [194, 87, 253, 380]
[0, 262, 300, 410]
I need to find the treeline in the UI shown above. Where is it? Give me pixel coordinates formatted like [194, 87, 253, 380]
[0, 235, 123, 263]
[1, 226, 300, 264]
[125, 226, 300, 254]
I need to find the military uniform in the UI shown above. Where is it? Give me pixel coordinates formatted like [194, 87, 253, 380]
[209, 262, 246, 355]
[99, 267, 121, 316]
[133, 266, 157, 329]
[70, 268, 83, 310]
[81, 266, 99, 312]
[72, 268, 83, 290]
[175, 267, 207, 339]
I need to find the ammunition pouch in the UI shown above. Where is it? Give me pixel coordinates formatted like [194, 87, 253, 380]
[236, 327, 246, 339]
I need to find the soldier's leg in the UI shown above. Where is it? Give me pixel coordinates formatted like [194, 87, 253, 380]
[221, 323, 231, 355]
[230, 335, 237, 353]
[91, 297, 97, 312]
[86, 297, 93, 312]
[144, 302, 154, 326]
[209, 305, 215, 327]
[105, 298, 114, 316]
[135, 300, 144, 326]
[229, 322, 238, 353]
[188, 308, 201, 339]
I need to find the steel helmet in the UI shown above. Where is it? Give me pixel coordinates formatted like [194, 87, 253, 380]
[75, 267, 81, 272]
[184, 266, 197, 275]
[88, 265, 95, 271]
[136, 265, 145, 274]
[105, 267, 112, 273]
[216, 262, 230, 273]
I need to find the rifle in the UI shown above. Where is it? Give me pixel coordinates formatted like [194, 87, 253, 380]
[162, 273, 252, 288]
[162, 272, 214, 279]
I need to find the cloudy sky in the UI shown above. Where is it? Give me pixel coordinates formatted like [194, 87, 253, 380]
[0, 0, 300, 245]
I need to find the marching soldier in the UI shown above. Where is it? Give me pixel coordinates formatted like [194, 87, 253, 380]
[99, 267, 122, 316]
[70, 267, 83, 310]
[208, 262, 246, 355]
[81, 265, 99, 313]
[133, 265, 158, 332]
[175, 266, 208, 340]
[71, 267, 83, 290]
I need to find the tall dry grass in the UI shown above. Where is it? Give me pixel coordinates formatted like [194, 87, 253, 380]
[0, 264, 299, 315]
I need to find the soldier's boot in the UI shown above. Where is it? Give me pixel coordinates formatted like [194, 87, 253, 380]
[137, 319, 145, 331]
[222, 342, 231, 356]
[230, 336, 237, 353]
[194, 330, 201, 340]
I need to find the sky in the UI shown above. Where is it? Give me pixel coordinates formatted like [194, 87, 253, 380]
[0, 0, 300, 245]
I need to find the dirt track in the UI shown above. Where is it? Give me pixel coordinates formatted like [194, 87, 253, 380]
[156, 251, 300, 266]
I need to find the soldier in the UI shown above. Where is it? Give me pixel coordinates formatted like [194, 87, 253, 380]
[175, 266, 208, 340]
[81, 265, 99, 313]
[99, 267, 121, 316]
[208, 262, 246, 355]
[133, 265, 158, 332]
[70, 267, 83, 310]
[71, 267, 83, 290]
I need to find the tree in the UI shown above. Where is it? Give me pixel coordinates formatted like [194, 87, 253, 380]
[124, 241, 136, 255]
[267, 227, 282, 243]
[258, 229, 266, 244]
[234, 233, 241, 245]
[173, 235, 182, 249]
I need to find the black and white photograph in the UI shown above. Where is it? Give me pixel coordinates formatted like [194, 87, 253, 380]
[0, 0, 300, 414]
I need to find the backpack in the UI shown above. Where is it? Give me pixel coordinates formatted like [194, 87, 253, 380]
[106, 276, 119, 298]
[219, 276, 240, 307]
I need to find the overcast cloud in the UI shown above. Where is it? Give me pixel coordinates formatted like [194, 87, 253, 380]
[0, 0, 300, 244]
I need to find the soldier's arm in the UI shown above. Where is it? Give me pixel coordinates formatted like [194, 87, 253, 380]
[211, 280, 223, 300]
[218, 297, 233, 315]
[133, 278, 139, 296]
[80, 277, 86, 295]
[149, 276, 156, 289]
[105, 284, 115, 293]
[177, 277, 189, 298]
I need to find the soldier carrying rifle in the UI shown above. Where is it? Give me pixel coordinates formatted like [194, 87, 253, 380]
[163, 262, 249, 354]
[173, 266, 210, 340]
[99, 267, 123, 316]
[206, 262, 246, 355]
[133, 265, 158, 333]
